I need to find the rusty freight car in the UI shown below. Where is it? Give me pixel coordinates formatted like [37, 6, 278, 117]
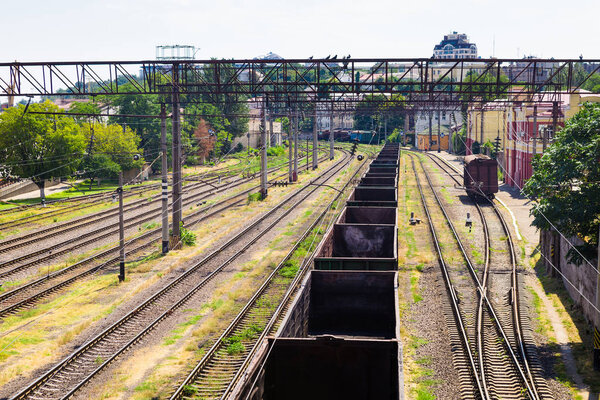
[464, 154, 498, 198]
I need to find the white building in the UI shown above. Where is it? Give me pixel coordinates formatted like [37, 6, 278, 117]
[414, 108, 462, 135]
[433, 32, 478, 59]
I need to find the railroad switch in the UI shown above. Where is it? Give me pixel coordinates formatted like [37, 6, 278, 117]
[271, 180, 289, 187]
[409, 212, 421, 225]
[465, 213, 473, 232]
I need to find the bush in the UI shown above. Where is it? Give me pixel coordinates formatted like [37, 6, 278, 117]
[181, 225, 196, 246]
[248, 192, 262, 202]
[266, 145, 285, 157]
[169, 222, 196, 246]
[452, 129, 466, 155]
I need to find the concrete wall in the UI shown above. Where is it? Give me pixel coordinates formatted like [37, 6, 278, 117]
[0, 179, 60, 200]
[540, 229, 598, 324]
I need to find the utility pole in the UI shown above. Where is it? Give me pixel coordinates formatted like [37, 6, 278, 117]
[288, 110, 293, 183]
[466, 108, 472, 155]
[404, 112, 410, 146]
[438, 109, 442, 153]
[428, 110, 433, 151]
[269, 116, 275, 147]
[171, 64, 182, 247]
[293, 109, 299, 181]
[313, 103, 318, 169]
[532, 104, 538, 163]
[260, 98, 268, 199]
[118, 172, 125, 282]
[306, 135, 309, 172]
[548, 101, 558, 152]
[384, 117, 388, 143]
[595, 224, 600, 370]
[480, 108, 485, 146]
[160, 104, 169, 255]
[329, 106, 334, 160]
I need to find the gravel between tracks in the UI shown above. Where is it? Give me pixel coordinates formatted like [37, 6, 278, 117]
[1, 155, 349, 399]
[401, 261, 462, 400]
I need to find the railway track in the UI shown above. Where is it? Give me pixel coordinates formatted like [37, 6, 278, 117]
[425, 152, 552, 399]
[0, 150, 328, 281]
[169, 151, 369, 400]
[0, 148, 315, 232]
[10, 150, 351, 400]
[410, 150, 545, 399]
[0, 151, 332, 318]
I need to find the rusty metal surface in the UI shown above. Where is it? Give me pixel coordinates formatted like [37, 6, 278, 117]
[280, 270, 398, 339]
[261, 337, 401, 400]
[464, 154, 499, 196]
[338, 206, 397, 224]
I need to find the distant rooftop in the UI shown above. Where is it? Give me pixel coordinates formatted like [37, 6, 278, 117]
[433, 32, 477, 59]
[156, 45, 196, 60]
[254, 52, 284, 60]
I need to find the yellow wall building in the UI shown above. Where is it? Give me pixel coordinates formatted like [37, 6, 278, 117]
[417, 134, 449, 151]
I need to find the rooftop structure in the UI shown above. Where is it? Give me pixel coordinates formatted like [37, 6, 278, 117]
[156, 45, 196, 60]
[433, 32, 477, 59]
[254, 52, 284, 60]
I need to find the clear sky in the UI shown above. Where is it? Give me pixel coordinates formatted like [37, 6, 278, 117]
[2, 0, 600, 62]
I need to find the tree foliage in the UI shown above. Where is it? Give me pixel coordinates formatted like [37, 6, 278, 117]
[0, 101, 86, 199]
[101, 84, 161, 159]
[81, 123, 144, 171]
[523, 102, 600, 263]
[353, 94, 405, 132]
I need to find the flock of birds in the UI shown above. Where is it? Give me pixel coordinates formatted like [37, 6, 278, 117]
[307, 55, 351, 60]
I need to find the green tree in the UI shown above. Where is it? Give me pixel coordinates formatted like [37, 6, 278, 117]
[184, 103, 229, 161]
[80, 154, 120, 188]
[196, 62, 249, 140]
[0, 101, 86, 201]
[581, 73, 600, 93]
[69, 101, 102, 124]
[353, 94, 405, 133]
[523, 102, 600, 263]
[100, 84, 161, 160]
[80, 123, 144, 185]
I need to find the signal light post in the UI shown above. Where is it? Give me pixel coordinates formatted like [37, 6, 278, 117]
[288, 111, 293, 183]
[260, 98, 268, 199]
[330, 107, 334, 160]
[313, 104, 318, 170]
[160, 104, 169, 254]
[118, 172, 125, 282]
[171, 64, 182, 248]
[293, 109, 299, 181]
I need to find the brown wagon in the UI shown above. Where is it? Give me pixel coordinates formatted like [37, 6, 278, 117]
[464, 154, 498, 198]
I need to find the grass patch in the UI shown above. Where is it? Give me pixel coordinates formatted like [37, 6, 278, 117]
[247, 192, 262, 203]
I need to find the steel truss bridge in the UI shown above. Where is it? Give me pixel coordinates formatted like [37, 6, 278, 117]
[1, 58, 599, 106]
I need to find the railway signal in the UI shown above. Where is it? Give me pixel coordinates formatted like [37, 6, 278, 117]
[117, 172, 125, 282]
[160, 104, 169, 255]
[350, 139, 358, 155]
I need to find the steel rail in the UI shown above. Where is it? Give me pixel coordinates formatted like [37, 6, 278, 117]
[0, 148, 315, 232]
[219, 150, 372, 400]
[0, 149, 328, 278]
[11, 149, 349, 400]
[0, 151, 332, 316]
[0, 173, 239, 252]
[408, 152, 487, 399]
[169, 150, 365, 400]
[421, 151, 540, 399]
[424, 152, 541, 397]
[55, 150, 351, 400]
